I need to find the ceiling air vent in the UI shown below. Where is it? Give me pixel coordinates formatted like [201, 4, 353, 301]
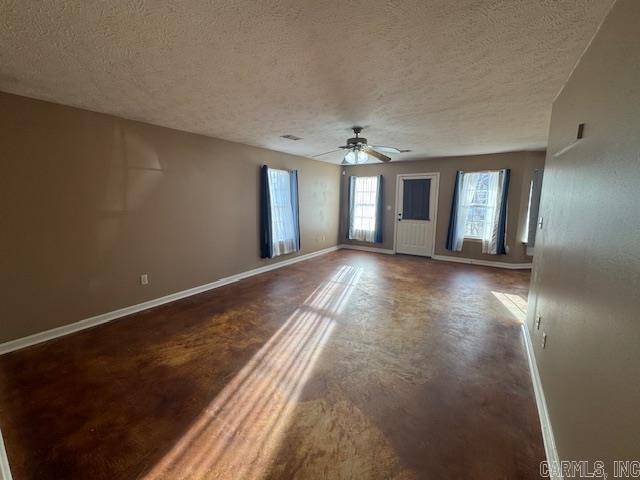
[280, 134, 302, 141]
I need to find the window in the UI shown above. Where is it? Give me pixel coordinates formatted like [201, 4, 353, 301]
[524, 169, 544, 254]
[260, 166, 300, 258]
[460, 171, 499, 239]
[523, 179, 534, 243]
[447, 168, 510, 255]
[348, 176, 380, 242]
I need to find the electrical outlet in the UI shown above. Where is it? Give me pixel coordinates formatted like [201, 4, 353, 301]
[535, 314, 542, 330]
[541, 332, 547, 349]
[140, 274, 149, 285]
[538, 216, 544, 229]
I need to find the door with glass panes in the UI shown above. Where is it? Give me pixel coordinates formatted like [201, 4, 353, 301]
[395, 174, 438, 256]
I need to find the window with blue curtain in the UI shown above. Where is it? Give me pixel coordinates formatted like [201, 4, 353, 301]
[446, 169, 510, 255]
[260, 165, 300, 258]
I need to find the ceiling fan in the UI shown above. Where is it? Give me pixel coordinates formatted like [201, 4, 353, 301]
[313, 127, 409, 164]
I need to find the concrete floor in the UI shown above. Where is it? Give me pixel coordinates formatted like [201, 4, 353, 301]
[0, 250, 544, 479]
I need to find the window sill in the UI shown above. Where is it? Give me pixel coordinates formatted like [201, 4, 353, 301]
[463, 237, 482, 243]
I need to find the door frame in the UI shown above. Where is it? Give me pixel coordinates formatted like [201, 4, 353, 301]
[393, 172, 440, 257]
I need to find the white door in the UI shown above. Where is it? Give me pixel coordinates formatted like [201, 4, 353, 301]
[395, 174, 438, 256]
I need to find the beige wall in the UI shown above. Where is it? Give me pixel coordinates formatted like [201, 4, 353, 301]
[0, 92, 341, 343]
[527, 0, 640, 471]
[339, 151, 545, 263]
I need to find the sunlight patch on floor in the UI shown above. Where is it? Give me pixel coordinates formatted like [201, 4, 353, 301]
[145, 265, 362, 480]
[491, 291, 528, 324]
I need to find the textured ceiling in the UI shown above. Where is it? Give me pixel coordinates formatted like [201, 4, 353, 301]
[0, 0, 613, 163]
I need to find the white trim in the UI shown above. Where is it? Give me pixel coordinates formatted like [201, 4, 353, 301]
[0, 427, 12, 480]
[0, 246, 339, 355]
[393, 172, 440, 257]
[339, 244, 395, 255]
[521, 325, 562, 480]
[0, 242, 549, 480]
[431, 254, 532, 270]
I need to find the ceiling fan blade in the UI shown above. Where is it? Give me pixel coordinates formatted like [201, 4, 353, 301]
[312, 148, 343, 158]
[371, 145, 402, 154]
[366, 148, 391, 163]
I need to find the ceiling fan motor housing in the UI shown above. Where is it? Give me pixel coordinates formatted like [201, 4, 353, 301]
[346, 136, 367, 148]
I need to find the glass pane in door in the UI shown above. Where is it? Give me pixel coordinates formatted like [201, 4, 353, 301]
[402, 179, 431, 220]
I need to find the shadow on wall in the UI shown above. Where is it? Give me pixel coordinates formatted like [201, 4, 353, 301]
[95, 124, 164, 269]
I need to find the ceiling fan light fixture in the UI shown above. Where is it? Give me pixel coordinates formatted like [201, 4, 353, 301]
[344, 150, 356, 164]
[330, 127, 400, 164]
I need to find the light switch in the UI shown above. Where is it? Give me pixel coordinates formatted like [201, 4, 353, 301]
[140, 274, 149, 285]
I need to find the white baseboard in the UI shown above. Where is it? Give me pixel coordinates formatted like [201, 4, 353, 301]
[0, 243, 552, 480]
[339, 244, 395, 255]
[432, 254, 532, 270]
[521, 325, 562, 480]
[0, 246, 528, 356]
[0, 427, 12, 480]
[338, 247, 532, 270]
[0, 246, 339, 356]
